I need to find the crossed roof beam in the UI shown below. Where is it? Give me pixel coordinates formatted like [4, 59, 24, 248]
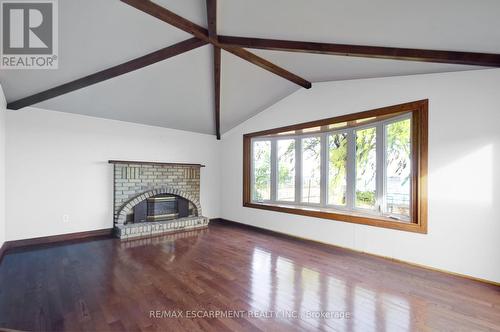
[123, 0, 311, 139]
[7, 0, 500, 140]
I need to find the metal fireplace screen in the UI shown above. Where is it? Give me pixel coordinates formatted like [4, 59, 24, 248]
[133, 194, 190, 223]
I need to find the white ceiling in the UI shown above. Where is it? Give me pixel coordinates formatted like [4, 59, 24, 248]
[1, 0, 498, 134]
[36, 45, 216, 134]
[218, 0, 500, 53]
[221, 51, 299, 132]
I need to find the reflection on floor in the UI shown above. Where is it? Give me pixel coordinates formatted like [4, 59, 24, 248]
[0, 221, 499, 331]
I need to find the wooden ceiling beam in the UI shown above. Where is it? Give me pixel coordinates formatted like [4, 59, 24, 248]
[122, 0, 208, 41]
[223, 46, 311, 88]
[213, 47, 221, 139]
[121, 0, 311, 89]
[206, 0, 221, 139]
[7, 38, 207, 110]
[218, 36, 500, 67]
[206, 0, 217, 42]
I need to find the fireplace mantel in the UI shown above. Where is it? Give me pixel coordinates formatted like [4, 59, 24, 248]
[108, 160, 205, 167]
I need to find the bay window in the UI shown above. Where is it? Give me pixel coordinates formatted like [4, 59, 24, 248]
[244, 100, 428, 233]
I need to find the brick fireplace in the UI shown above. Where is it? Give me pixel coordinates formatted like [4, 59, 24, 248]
[109, 160, 209, 240]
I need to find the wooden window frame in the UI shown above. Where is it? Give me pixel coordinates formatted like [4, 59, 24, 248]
[243, 100, 428, 233]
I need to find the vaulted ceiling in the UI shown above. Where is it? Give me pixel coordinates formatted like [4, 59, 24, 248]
[1, 0, 499, 136]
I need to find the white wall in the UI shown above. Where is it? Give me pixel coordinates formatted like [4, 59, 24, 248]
[5, 109, 221, 241]
[221, 68, 500, 283]
[0, 86, 6, 248]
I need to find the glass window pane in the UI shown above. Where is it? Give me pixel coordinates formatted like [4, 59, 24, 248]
[301, 137, 321, 203]
[355, 127, 377, 209]
[277, 139, 296, 201]
[253, 140, 271, 201]
[328, 133, 348, 206]
[385, 118, 411, 217]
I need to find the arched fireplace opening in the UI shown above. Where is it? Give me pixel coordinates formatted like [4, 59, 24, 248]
[130, 194, 198, 224]
[115, 187, 203, 226]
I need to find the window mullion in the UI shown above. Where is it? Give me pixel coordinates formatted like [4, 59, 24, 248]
[250, 139, 255, 201]
[320, 133, 328, 206]
[376, 124, 385, 213]
[295, 137, 301, 204]
[346, 129, 356, 210]
[270, 139, 277, 202]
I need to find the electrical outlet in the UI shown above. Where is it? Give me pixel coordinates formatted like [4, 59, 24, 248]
[63, 214, 70, 223]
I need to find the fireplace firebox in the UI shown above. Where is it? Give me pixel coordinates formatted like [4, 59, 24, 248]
[133, 194, 193, 223]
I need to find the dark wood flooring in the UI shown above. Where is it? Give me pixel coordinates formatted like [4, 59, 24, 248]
[0, 221, 499, 331]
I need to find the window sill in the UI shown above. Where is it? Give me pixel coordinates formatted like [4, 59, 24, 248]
[243, 201, 427, 234]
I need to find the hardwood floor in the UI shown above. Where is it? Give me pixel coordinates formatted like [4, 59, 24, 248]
[0, 221, 499, 331]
